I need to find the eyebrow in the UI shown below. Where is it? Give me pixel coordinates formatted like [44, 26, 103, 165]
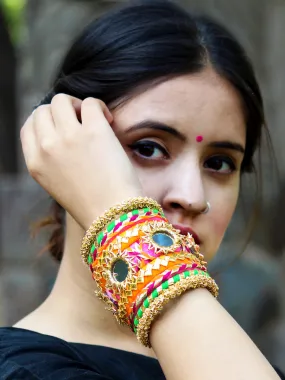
[125, 119, 245, 154]
[209, 141, 245, 154]
[125, 120, 186, 141]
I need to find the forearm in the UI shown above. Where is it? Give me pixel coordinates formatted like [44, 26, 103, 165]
[150, 289, 280, 380]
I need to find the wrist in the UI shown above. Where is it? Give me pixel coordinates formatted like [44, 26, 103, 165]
[150, 288, 213, 349]
[82, 187, 144, 230]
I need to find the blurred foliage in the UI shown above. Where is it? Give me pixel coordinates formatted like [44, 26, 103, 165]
[0, 0, 26, 43]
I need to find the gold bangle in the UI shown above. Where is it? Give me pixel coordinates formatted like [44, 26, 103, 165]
[136, 275, 219, 347]
[81, 197, 163, 265]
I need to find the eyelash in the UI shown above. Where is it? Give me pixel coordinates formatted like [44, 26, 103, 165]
[129, 140, 237, 174]
[128, 140, 169, 160]
[204, 155, 237, 174]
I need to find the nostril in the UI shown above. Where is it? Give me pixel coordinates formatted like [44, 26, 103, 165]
[170, 202, 181, 209]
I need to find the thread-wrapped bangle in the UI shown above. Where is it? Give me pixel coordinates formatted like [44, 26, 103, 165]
[129, 261, 206, 325]
[86, 208, 166, 267]
[95, 208, 165, 249]
[93, 221, 186, 325]
[135, 272, 219, 347]
[80, 197, 219, 345]
[81, 197, 163, 264]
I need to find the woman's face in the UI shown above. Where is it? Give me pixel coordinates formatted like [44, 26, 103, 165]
[112, 69, 246, 260]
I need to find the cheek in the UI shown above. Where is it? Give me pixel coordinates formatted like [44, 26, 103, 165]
[212, 186, 239, 238]
[130, 162, 163, 201]
[206, 183, 240, 259]
[124, 150, 161, 199]
[212, 208, 232, 238]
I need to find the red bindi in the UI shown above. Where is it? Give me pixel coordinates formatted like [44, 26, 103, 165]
[196, 135, 203, 143]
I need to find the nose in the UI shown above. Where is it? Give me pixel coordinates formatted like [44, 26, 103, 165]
[162, 159, 207, 216]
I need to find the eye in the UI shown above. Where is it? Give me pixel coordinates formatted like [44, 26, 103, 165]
[129, 140, 169, 160]
[204, 155, 236, 174]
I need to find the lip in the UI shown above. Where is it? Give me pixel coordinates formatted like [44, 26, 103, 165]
[172, 224, 201, 245]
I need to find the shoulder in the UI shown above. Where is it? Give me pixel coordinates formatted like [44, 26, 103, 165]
[0, 326, 77, 362]
[0, 327, 111, 379]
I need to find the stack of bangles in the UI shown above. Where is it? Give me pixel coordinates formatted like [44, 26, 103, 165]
[81, 197, 219, 347]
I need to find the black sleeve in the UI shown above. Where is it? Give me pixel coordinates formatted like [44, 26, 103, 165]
[0, 358, 113, 380]
[0, 328, 115, 380]
[0, 359, 41, 379]
[274, 366, 285, 380]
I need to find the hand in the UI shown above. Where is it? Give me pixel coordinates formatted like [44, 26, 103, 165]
[20, 95, 143, 230]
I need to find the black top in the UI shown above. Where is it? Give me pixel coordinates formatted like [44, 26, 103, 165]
[0, 327, 284, 380]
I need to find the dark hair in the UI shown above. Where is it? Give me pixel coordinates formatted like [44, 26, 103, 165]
[35, 0, 266, 261]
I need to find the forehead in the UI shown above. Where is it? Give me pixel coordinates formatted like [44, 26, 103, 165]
[115, 69, 246, 143]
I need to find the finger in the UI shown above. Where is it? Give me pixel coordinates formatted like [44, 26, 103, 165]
[33, 104, 56, 143]
[80, 98, 113, 132]
[51, 94, 83, 132]
[20, 113, 37, 169]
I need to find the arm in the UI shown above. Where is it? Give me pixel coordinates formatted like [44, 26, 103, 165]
[151, 289, 280, 380]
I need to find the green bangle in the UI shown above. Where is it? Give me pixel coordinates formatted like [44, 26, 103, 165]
[134, 270, 219, 347]
[133, 269, 209, 329]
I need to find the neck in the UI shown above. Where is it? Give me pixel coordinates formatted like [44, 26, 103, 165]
[41, 213, 155, 357]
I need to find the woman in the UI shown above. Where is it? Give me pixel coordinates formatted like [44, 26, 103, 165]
[0, 1, 284, 379]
